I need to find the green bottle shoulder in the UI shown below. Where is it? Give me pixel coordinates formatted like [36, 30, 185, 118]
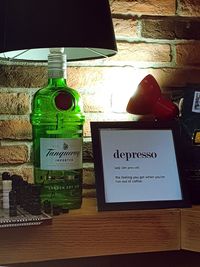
[31, 83, 84, 118]
[34, 85, 81, 99]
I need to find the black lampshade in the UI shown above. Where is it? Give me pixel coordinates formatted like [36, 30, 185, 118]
[0, 0, 117, 61]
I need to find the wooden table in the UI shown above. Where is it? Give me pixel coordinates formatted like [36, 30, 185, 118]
[0, 198, 182, 265]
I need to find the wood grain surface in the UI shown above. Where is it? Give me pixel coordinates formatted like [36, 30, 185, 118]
[181, 205, 200, 252]
[0, 198, 180, 265]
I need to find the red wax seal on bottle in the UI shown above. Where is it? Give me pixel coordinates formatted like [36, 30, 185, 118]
[54, 91, 74, 110]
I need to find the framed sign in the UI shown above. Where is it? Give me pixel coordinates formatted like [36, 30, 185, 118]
[91, 121, 190, 211]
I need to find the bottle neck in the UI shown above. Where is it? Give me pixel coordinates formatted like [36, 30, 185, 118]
[48, 77, 67, 87]
[47, 50, 67, 87]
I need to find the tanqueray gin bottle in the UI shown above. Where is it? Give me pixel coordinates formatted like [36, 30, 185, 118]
[31, 48, 85, 212]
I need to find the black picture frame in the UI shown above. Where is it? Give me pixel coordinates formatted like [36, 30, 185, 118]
[90, 120, 191, 211]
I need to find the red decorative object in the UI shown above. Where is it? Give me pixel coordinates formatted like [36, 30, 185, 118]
[126, 74, 179, 120]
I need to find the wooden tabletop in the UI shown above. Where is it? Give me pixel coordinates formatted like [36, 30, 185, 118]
[0, 198, 181, 265]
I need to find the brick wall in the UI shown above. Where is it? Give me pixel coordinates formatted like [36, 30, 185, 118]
[0, 0, 200, 196]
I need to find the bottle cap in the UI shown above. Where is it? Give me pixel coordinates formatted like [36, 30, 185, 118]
[49, 48, 64, 54]
[11, 175, 23, 186]
[2, 172, 11, 180]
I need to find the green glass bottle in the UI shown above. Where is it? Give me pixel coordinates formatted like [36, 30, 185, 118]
[31, 48, 85, 211]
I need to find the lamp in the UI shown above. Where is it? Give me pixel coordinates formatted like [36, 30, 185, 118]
[0, 0, 117, 61]
[126, 74, 179, 120]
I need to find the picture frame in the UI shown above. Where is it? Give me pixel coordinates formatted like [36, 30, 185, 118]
[192, 90, 200, 113]
[90, 120, 190, 211]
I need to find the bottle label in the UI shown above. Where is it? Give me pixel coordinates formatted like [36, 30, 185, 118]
[40, 138, 82, 170]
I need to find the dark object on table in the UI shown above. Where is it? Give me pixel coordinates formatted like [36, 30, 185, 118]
[180, 85, 200, 204]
